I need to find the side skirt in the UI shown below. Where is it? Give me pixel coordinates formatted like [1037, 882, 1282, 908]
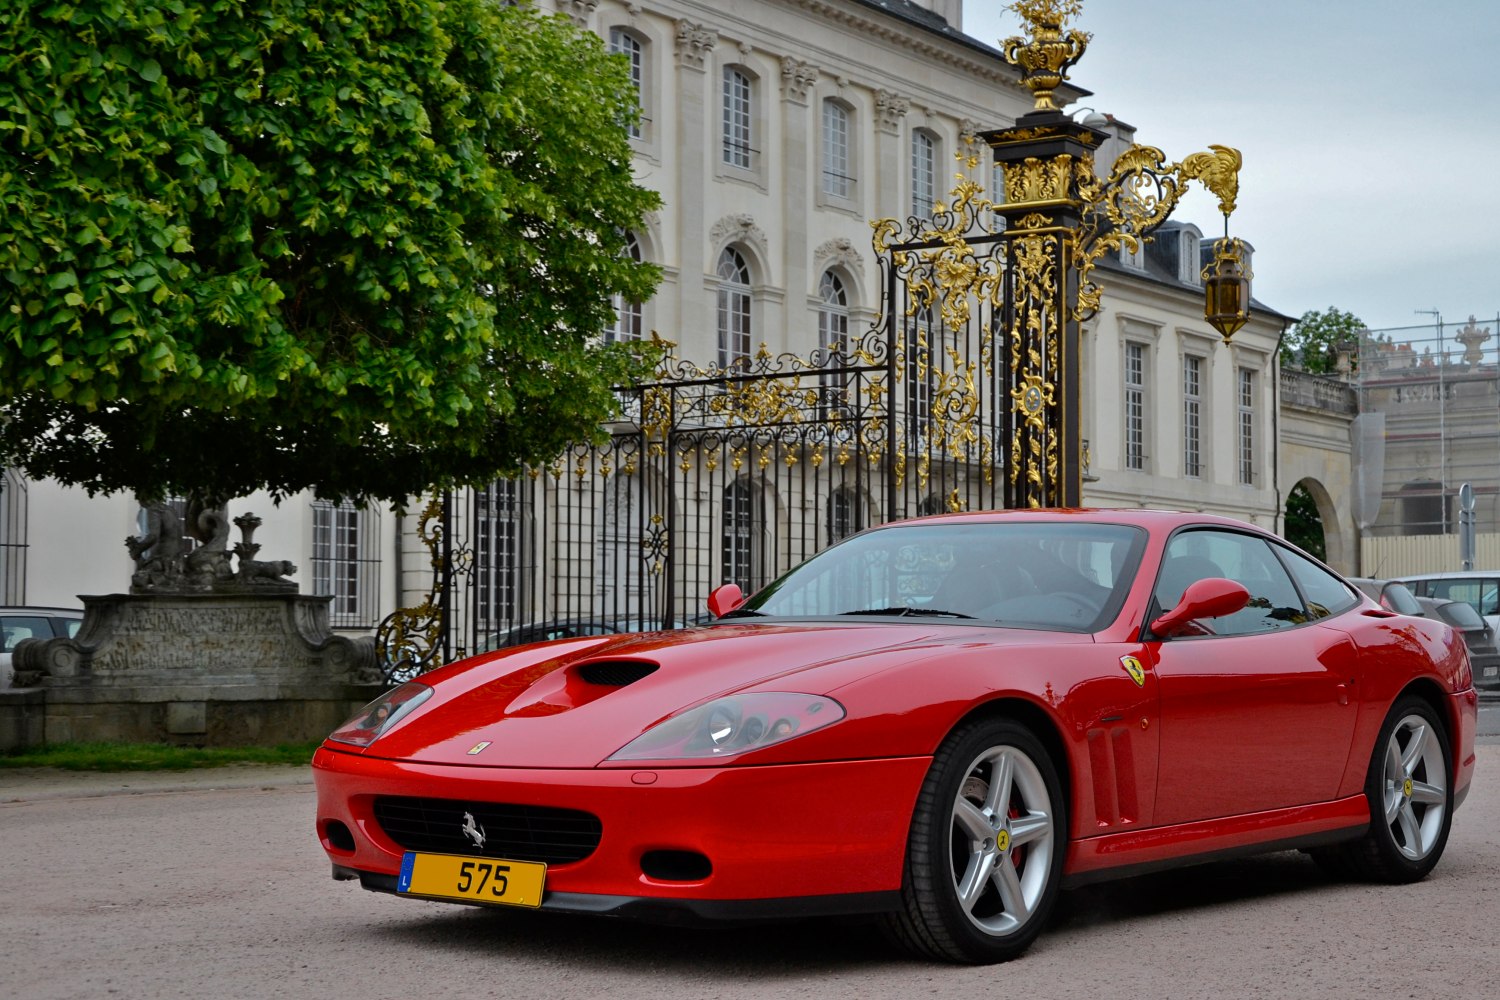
[1061, 795, 1370, 889]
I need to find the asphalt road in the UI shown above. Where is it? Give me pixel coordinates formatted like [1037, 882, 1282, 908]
[3, 743, 1498, 1000]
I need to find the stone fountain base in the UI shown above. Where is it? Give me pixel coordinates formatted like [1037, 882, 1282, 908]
[9, 593, 383, 746]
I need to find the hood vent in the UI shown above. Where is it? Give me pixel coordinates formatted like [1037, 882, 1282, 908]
[577, 660, 659, 687]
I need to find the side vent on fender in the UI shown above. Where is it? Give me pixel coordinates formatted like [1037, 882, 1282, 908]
[577, 660, 659, 687]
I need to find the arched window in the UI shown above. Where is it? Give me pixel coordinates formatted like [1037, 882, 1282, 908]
[822, 100, 852, 198]
[722, 480, 762, 591]
[599, 469, 659, 622]
[608, 28, 646, 140]
[722, 67, 753, 169]
[906, 305, 935, 428]
[607, 231, 644, 343]
[717, 247, 752, 370]
[911, 129, 937, 218]
[818, 270, 849, 417]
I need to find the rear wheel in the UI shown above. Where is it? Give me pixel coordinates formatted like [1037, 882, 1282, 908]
[1319, 696, 1452, 883]
[882, 717, 1066, 963]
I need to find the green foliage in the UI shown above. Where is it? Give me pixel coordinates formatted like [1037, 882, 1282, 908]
[1284, 482, 1325, 561]
[1281, 307, 1365, 375]
[0, 740, 321, 770]
[0, 0, 660, 503]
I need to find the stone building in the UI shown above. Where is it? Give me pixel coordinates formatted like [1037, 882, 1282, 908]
[1, 0, 1347, 681]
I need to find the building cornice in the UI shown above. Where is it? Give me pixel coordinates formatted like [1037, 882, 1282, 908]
[784, 0, 1061, 95]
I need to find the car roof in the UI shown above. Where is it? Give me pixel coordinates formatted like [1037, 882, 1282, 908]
[1396, 571, 1500, 580]
[889, 507, 1273, 533]
[0, 606, 83, 616]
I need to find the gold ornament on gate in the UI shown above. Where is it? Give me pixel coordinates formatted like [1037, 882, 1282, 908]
[1002, 0, 1091, 112]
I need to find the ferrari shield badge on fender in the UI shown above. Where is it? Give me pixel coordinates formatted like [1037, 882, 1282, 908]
[467, 741, 491, 756]
[1120, 655, 1146, 687]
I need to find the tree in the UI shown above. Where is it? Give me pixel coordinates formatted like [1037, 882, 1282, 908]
[0, 0, 660, 504]
[1284, 482, 1326, 561]
[1280, 307, 1365, 375]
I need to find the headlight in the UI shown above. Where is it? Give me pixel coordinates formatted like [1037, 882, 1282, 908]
[327, 682, 432, 747]
[607, 692, 845, 761]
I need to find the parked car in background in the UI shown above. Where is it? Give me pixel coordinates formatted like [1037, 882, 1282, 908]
[0, 606, 83, 688]
[1417, 597, 1500, 690]
[1397, 572, 1500, 634]
[479, 619, 680, 652]
[1349, 578, 1426, 617]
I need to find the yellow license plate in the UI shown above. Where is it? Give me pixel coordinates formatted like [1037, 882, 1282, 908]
[397, 852, 546, 908]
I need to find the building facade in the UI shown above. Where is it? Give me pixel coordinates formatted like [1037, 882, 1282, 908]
[3, 1, 1344, 673]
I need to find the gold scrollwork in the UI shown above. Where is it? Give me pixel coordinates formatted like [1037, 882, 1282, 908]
[374, 495, 447, 681]
[1004, 155, 1074, 205]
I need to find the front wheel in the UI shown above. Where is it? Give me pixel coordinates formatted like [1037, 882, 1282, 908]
[1320, 695, 1452, 883]
[882, 717, 1066, 963]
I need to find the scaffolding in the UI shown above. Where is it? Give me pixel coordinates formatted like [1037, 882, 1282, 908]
[1355, 314, 1500, 539]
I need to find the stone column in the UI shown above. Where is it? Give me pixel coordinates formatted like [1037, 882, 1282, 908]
[779, 57, 818, 356]
[873, 89, 910, 222]
[673, 20, 717, 356]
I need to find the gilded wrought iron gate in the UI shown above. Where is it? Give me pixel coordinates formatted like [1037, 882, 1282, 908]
[378, 159, 1085, 680]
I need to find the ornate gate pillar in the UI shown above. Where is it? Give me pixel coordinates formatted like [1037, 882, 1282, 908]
[985, 114, 1102, 508]
[982, 1, 1252, 509]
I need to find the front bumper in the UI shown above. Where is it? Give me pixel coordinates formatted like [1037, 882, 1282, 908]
[313, 746, 930, 916]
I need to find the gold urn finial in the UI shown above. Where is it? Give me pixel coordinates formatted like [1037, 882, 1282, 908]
[1002, 0, 1091, 113]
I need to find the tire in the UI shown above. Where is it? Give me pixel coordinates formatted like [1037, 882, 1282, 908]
[1326, 695, 1453, 883]
[882, 717, 1066, 963]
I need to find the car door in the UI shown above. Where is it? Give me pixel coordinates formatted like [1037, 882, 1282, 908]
[1144, 530, 1361, 827]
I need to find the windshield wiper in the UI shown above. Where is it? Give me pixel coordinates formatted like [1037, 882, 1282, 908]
[839, 606, 974, 619]
[718, 608, 768, 619]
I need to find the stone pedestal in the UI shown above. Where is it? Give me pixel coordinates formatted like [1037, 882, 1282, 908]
[12, 593, 383, 746]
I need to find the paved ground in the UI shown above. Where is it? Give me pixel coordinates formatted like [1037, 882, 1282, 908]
[3, 731, 1497, 1000]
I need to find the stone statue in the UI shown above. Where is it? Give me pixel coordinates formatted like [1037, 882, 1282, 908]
[126, 501, 298, 594]
[184, 496, 234, 589]
[222, 513, 298, 593]
[126, 500, 186, 592]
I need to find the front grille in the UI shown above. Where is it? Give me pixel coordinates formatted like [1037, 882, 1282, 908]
[373, 797, 602, 865]
[577, 660, 658, 686]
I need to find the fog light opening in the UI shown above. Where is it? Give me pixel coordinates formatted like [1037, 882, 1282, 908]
[323, 819, 357, 853]
[640, 849, 713, 882]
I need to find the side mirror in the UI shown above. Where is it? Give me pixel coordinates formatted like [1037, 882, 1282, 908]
[1150, 577, 1250, 638]
[706, 583, 746, 618]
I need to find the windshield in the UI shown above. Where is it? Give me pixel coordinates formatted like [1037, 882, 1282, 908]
[738, 521, 1147, 633]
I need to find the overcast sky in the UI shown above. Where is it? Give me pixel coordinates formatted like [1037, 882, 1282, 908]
[962, 0, 1500, 333]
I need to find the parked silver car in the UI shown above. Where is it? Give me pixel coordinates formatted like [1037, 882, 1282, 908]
[1416, 597, 1500, 690]
[0, 606, 83, 688]
[1396, 571, 1500, 633]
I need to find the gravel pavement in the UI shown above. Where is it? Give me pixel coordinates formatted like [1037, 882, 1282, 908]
[1, 745, 1496, 1000]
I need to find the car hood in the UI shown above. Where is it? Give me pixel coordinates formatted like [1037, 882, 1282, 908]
[361, 620, 1088, 768]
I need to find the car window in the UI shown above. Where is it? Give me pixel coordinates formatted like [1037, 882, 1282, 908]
[742, 521, 1146, 632]
[1425, 578, 1500, 617]
[1154, 530, 1307, 636]
[62, 618, 82, 639]
[1275, 547, 1358, 620]
[1438, 601, 1485, 629]
[0, 616, 53, 652]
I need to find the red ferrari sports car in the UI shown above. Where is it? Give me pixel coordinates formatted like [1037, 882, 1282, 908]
[314, 509, 1478, 963]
